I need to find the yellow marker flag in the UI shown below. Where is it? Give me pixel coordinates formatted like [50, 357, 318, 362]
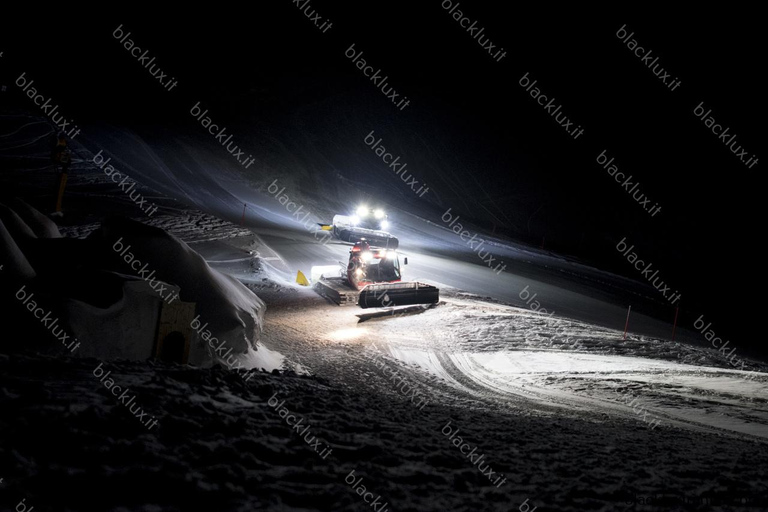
[55, 173, 68, 212]
[296, 270, 310, 286]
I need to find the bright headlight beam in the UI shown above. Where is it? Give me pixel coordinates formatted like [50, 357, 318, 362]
[374, 209, 385, 219]
[356, 206, 368, 217]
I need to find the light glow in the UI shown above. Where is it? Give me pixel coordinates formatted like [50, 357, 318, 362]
[356, 206, 369, 217]
[328, 327, 369, 341]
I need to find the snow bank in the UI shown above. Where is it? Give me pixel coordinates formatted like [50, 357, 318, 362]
[7, 198, 62, 239]
[0, 202, 36, 242]
[92, 216, 266, 358]
[65, 278, 178, 361]
[0, 219, 35, 281]
[0, 199, 270, 368]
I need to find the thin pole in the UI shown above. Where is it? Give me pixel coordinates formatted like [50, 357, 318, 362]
[671, 306, 679, 341]
[623, 305, 632, 340]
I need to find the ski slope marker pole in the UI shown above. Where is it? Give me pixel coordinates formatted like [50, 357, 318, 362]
[241, 203, 247, 226]
[623, 305, 632, 340]
[671, 306, 679, 341]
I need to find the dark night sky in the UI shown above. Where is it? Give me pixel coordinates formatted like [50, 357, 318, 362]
[2, 5, 764, 351]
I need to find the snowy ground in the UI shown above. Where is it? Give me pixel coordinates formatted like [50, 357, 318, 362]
[2, 112, 768, 511]
[2, 312, 767, 511]
[255, 277, 768, 442]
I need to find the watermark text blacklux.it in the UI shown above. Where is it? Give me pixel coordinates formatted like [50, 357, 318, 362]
[365, 345, 429, 410]
[441, 1, 506, 61]
[442, 421, 507, 487]
[191, 102, 256, 169]
[694, 102, 758, 169]
[268, 393, 333, 460]
[16, 73, 80, 139]
[616, 237, 681, 305]
[93, 150, 159, 216]
[112, 238, 180, 304]
[292, 0, 332, 33]
[16, 285, 80, 353]
[519, 285, 555, 317]
[191, 315, 254, 380]
[617, 24, 681, 91]
[517, 499, 538, 512]
[695, 314, 758, 378]
[364, 131, 428, 197]
[616, 388, 661, 430]
[16, 498, 35, 512]
[442, 208, 506, 274]
[520, 73, 583, 140]
[598, 149, 661, 217]
[268, 179, 333, 245]
[345, 44, 410, 111]
[345, 469, 390, 512]
[94, 362, 159, 431]
[113, 24, 178, 91]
